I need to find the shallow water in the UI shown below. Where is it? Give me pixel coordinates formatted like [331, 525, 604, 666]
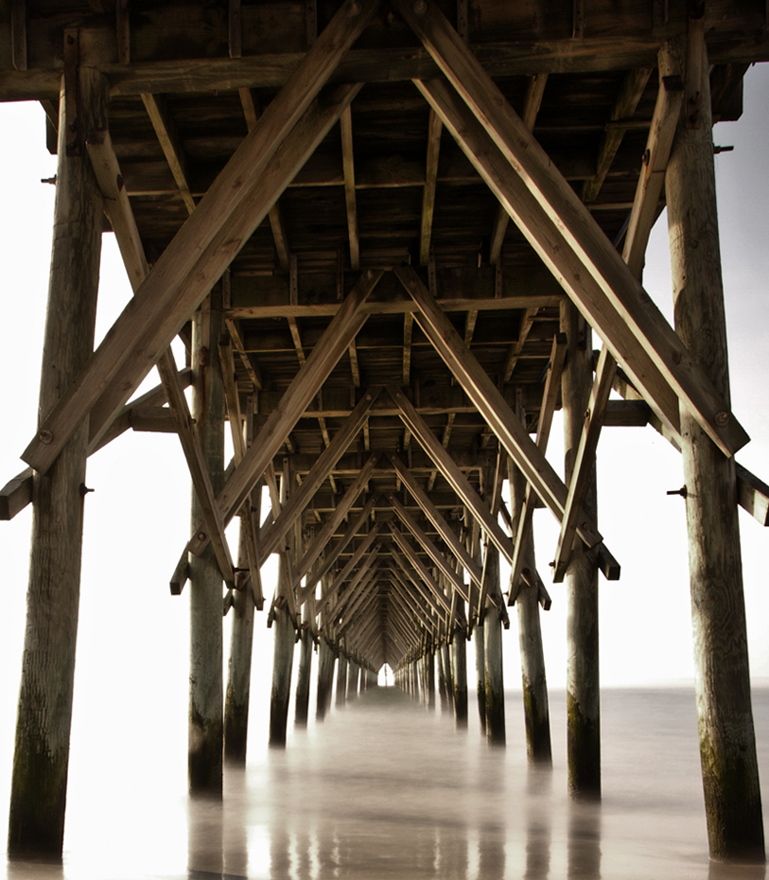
[3, 686, 768, 880]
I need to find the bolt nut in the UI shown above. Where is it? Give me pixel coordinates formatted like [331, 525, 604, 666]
[197, 531, 207, 541]
[715, 411, 730, 427]
[39, 430, 53, 445]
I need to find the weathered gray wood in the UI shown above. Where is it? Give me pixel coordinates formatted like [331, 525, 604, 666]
[474, 620, 486, 735]
[269, 595, 295, 748]
[397, 266, 602, 548]
[316, 635, 336, 721]
[23, 8, 376, 475]
[452, 616, 468, 729]
[8, 68, 106, 861]
[553, 345, 617, 582]
[255, 388, 381, 560]
[407, 25, 748, 456]
[346, 660, 359, 700]
[0, 467, 33, 521]
[419, 108, 442, 265]
[663, 25, 764, 862]
[188, 293, 225, 796]
[561, 300, 601, 798]
[294, 598, 314, 727]
[335, 653, 348, 707]
[509, 458, 552, 765]
[293, 454, 378, 589]
[224, 502, 258, 765]
[482, 541, 505, 746]
[191, 271, 382, 555]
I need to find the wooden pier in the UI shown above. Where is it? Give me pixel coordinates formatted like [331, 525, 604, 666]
[1, 0, 768, 864]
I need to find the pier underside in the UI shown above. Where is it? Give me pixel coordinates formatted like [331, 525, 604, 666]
[1, 0, 768, 865]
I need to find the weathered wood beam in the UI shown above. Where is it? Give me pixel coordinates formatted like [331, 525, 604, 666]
[340, 104, 360, 270]
[388, 545, 446, 620]
[116, 0, 130, 64]
[508, 332, 567, 602]
[581, 66, 653, 204]
[11, 0, 27, 71]
[622, 69, 685, 278]
[419, 108, 442, 266]
[85, 122, 235, 585]
[388, 527, 452, 614]
[396, 266, 602, 548]
[501, 306, 539, 384]
[388, 452, 482, 587]
[298, 494, 378, 602]
[0, 467, 33, 521]
[386, 493, 469, 602]
[552, 345, 616, 581]
[186, 272, 381, 566]
[317, 524, 382, 613]
[140, 92, 196, 215]
[402, 312, 414, 385]
[328, 561, 380, 626]
[388, 385, 516, 565]
[293, 454, 379, 588]
[4, 26, 769, 104]
[489, 72, 547, 264]
[22, 1, 378, 475]
[402, 1, 748, 457]
[255, 389, 380, 560]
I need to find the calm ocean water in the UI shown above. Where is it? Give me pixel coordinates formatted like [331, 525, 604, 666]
[2, 685, 768, 880]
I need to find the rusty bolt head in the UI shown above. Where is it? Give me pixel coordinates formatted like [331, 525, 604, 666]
[197, 531, 207, 541]
[715, 411, 730, 427]
[39, 430, 53, 445]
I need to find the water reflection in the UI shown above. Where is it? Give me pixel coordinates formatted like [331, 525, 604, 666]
[4, 687, 767, 880]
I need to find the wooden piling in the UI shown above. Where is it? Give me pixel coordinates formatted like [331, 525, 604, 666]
[474, 620, 487, 734]
[452, 612, 469, 729]
[8, 69, 106, 860]
[561, 299, 601, 797]
[316, 636, 336, 721]
[663, 26, 765, 862]
[425, 645, 436, 710]
[336, 653, 348, 707]
[294, 597, 314, 727]
[224, 517, 257, 764]
[188, 292, 226, 794]
[347, 659, 359, 700]
[509, 460, 552, 764]
[268, 556, 296, 748]
[483, 546, 506, 746]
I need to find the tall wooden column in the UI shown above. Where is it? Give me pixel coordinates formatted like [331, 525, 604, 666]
[189, 291, 226, 794]
[509, 461, 552, 764]
[347, 659, 359, 700]
[663, 26, 764, 862]
[335, 652, 348, 707]
[268, 561, 296, 748]
[425, 644, 436, 709]
[474, 621, 486, 733]
[561, 300, 600, 797]
[294, 596, 314, 727]
[224, 515, 257, 764]
[8, 69, 106, 860]
[452, 605, 469, 728]
[483, 546, 506, 746]
[316, 636, 335, 721]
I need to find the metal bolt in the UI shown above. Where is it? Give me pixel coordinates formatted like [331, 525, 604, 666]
[39, 430, 53, 444]
[715, 411, 730, 427]
[79, 484, 95, 497]
[413, 0, 428, 14]
[666, 486, 688, 499]
[197, 531, 207, 541]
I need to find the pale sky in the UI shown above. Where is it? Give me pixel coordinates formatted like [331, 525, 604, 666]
[0, 63, 768, 811]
